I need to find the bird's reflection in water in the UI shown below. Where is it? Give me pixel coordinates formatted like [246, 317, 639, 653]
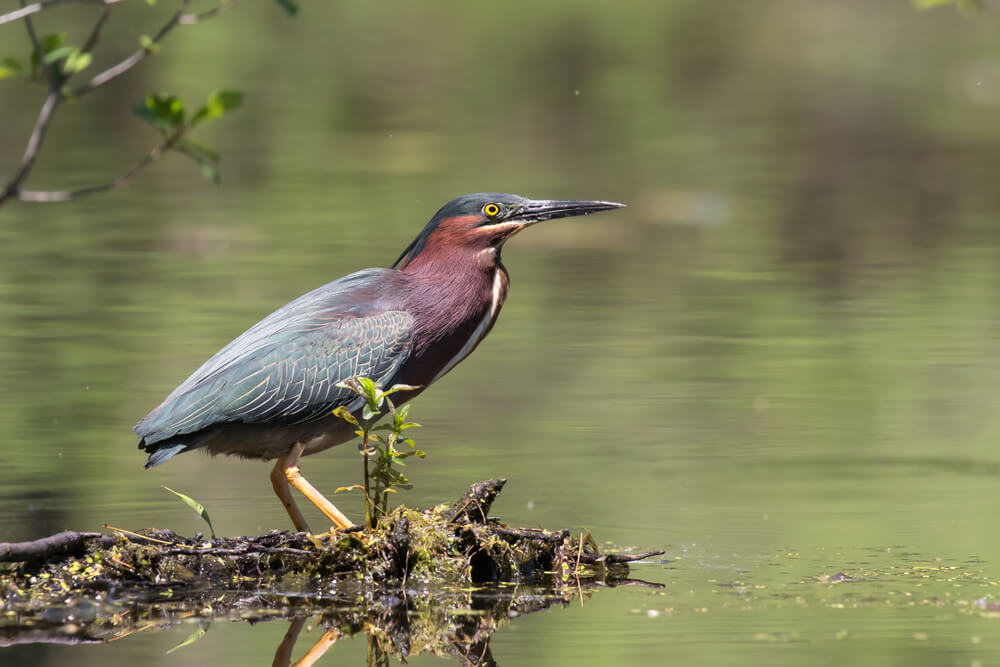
[2, 575, 662, 665]
[271, 587, 573, 667]
[271, 575, 653, 665]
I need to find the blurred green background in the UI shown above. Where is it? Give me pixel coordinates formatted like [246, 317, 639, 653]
[3, 0, 1000, 664]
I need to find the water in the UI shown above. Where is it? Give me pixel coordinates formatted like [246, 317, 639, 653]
[3, 0, 1000, 664]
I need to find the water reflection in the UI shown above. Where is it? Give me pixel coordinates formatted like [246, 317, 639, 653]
[3, 578, 659, 666]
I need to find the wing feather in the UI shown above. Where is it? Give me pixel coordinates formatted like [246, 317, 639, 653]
[135, 269, 414, 445]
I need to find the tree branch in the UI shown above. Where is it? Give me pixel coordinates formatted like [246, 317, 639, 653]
[17, 132, 182, 202]
[0, 90, 61, 205]
[72, 0, 190, 98]
[1, 0, 195, 206]
[20, 0, 57, 87]
[180, 0, 245, 24]
[0, 531, 113, 562]
[0, 0, 118, 26]
[0, 0, 253, 207]
[80, 4, 113, 55]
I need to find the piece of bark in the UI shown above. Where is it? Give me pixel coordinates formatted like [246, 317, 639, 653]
[448, 479, 506, 525]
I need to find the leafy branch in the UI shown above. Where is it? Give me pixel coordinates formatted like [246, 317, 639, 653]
[333, 378, 424, 531]
[0, 0, 298, 208]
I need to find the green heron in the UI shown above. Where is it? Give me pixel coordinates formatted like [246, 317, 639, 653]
[135, 193, 625, 532]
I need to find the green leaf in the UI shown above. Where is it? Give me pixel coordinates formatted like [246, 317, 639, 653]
[357, 377, 377, 398]
[176, 138, 221, 184]
[165, 625, 208, 654]
[175, 138, 218, 163]
[31, 34, 65, 69]
[42, 46, 76, 66]
[332, 405, 359, 426]
[162, 486, 216, 539]
[132, 93, 186, 133]
[273, 0, 299, 16]
[337, 376, 381, 412]
[62, 49, 92, 75]
[191, 89, 244, 126]
[0, 57, 24, 79]
[383, 383, 420, 396]
[139, 34, 160, 53]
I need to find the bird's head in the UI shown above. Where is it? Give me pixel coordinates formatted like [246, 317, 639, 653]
[393, 192, 626, 271]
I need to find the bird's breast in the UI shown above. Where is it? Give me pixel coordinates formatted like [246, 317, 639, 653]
[429, 268, 507, 384]
[404, 267, 509, 388]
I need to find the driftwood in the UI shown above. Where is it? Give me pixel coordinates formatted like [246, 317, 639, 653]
[0, 531, 114, 563]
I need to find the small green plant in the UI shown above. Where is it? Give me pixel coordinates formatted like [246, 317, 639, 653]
[333, 377, 424, 531]
[162, 486, 216, 539]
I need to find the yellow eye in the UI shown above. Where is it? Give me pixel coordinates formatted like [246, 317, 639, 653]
[483, 203, 501, 218]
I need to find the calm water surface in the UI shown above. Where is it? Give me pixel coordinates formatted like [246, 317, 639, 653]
[3, 1, 1000, 665]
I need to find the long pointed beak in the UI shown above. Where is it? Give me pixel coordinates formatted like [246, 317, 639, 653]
[512, 199, 626, 225]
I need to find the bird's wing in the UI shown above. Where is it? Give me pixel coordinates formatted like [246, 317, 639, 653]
[135, 270, 413, 445]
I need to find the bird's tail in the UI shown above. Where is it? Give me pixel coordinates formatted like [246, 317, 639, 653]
[140, 439, 194, 468]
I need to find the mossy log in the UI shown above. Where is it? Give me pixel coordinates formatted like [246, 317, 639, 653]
[1, 480, 662, 614]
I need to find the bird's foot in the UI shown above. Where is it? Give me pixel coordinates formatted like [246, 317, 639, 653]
[304, 530, 335, 549]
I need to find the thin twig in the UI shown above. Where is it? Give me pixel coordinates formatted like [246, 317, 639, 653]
[179, 0, 244, 24]
[80, 4, 113, 55]
[0, 0, 85, 205]
[103, 523, 176, 545]
[363, 430, 373, 531]
[108, 555, 136, 570]
[0, 90, 61, 204]
[573, 548, 665, 565]
[20, 0, 55, 87]
[72, 0, 190, 98]
[0, 0, 117, 26]
[18, 132, 181, 201]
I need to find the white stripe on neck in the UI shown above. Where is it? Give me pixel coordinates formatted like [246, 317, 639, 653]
[430, 270, 504, 384]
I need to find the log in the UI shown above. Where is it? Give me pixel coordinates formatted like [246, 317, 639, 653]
[0, 531, 113, 563]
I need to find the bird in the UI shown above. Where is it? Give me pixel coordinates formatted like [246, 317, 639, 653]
[135, 193, 625, 533]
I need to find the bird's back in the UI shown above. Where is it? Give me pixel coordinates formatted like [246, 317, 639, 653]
[135, 268, 415, 464]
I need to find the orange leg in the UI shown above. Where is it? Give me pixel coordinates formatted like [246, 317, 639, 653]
[279, 442, 354, 531]
[293, 629, 341, 667]
[270, 454, 311, 533]
[272, 617, 306, 667]
[272, 617, 342, 667]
